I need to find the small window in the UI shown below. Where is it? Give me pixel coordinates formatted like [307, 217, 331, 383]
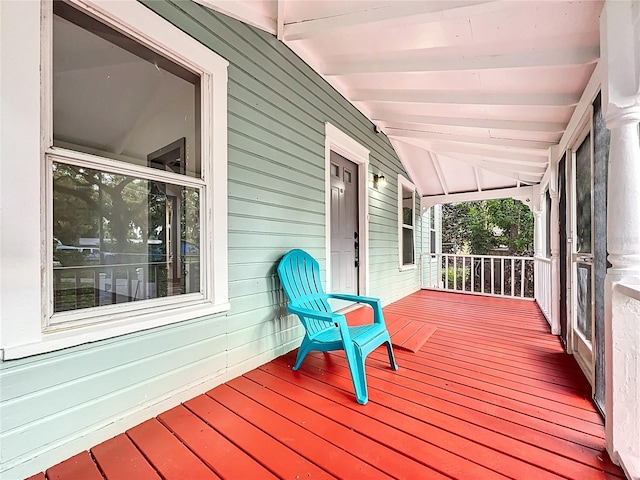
[429, 206, 437, 255]
[398, 176, 416, 269]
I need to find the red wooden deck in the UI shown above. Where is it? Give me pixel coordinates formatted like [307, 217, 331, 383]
[32, 290, 625, 480]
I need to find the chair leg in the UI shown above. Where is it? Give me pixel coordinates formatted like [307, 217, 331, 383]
[345, 345, 368, 405]
[293, 337, 313, 371]
[386, 341, 399, 370]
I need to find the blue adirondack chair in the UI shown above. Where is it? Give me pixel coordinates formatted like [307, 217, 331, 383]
[277, 249, 398, 405]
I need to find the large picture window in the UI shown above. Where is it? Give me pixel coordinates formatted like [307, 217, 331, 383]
[398, 175, 416, 269]
[39, 0, 228, 339]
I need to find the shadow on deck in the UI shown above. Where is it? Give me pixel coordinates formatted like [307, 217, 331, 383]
[31, 290, 624, 480]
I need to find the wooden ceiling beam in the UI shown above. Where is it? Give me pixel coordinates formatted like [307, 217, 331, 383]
[389, 135, 549, 162]
[283, 1, 504, 41]
[322, 47, 599, 75]
[385, 127, 556, 150]
[372, 113, 566, 133]
[352, 89, 581, 106]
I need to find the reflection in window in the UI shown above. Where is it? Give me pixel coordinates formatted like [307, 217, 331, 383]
[52, 163, 200, 312]
[575, 134, 592, 253]
[53, 1, 200, 177]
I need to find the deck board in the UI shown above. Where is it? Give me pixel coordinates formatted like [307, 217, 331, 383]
[31, 290, 625, 480]
[91, 434, 161, 480]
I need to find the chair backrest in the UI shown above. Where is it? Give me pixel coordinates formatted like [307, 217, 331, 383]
[277, 249, 334, 336]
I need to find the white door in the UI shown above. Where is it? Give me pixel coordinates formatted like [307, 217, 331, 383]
[570, 124, 595, 385]
[330, 151, 359, 296]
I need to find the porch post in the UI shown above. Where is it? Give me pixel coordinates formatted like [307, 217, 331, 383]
[548, 154, 561, 335]
[532, 185, 543, 302]
[600, 0, 640, 474]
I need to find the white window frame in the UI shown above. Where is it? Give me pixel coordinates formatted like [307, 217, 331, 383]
[429, 206, 438, 256]
[398, 175, 417, 271]
[0, 0, 229, 359]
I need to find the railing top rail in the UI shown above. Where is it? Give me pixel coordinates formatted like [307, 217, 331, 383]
[535, 257, 552, 264]
[54, 261, 173, 271]
[433, 253, 534, 261]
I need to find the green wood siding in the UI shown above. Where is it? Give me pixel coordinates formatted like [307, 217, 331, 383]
[0, 2, 422, 477]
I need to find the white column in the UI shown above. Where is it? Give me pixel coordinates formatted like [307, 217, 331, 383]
[548, 161, 561, 335]
[531, 185, 544, 303]
[601, 0, 640, 476]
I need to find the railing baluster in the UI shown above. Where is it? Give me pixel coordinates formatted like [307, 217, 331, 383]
[94, 268, 100, 307]
[75, 270, 82, 309]
[471, 256, 475, 293]
[500, 258, 505, 296]
[111, 268, 117, 305]
[511, 258, 515, 297]
[481, 258, 485, 293]
[521, 259, 526, 298]
[127, 267, 132, 300]
[491, 259, 495, 295]
[453, 257, 457, 290]
[461, 257, 466, 292]
[444, 255, 449, 290]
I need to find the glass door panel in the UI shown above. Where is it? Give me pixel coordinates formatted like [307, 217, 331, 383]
[571, 126, 595, 385]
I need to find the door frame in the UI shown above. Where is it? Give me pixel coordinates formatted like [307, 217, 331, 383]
[567, 108, 596, 388]
[324, 123, 370, 295]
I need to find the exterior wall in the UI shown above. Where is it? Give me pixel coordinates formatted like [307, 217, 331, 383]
[0, 2, 420, 478]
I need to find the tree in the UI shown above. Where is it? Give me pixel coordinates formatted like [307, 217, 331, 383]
[442, 199, 533, 256]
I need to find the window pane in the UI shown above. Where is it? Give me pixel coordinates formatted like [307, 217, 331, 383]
[575, 135, 592, 253]
[53, 3, 201, 177]
[402, 186, 413, 226]
[576, 264, 592, 342]
[53, 163, 200, 313]
[402, 227, 414, 265]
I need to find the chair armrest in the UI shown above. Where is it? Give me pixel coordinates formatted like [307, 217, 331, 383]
[327, 293, 380, 306]
[326, 293, 385, 325]
[287, 305, 341, 324]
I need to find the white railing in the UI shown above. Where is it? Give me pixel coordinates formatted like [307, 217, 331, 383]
[421, 253, 535, 299]
[535, 257, 552, 321]
[53, 260, 200, 312]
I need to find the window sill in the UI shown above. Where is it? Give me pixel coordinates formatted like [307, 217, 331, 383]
[0, 300, 230, 360]
[399, 264, 417, 272]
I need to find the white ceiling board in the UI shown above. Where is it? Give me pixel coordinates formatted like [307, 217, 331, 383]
[194, 0, 604, 201]
[390, 139, 444, 196]
[436, 154, 491, 194]
[475, 167, 521, 192]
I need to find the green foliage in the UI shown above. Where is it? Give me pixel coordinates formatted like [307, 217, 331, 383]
[445, 266, 470, 287]
[442, 199, 533, 256]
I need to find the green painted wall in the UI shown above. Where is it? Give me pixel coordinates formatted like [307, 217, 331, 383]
[0, 2, 422, 477]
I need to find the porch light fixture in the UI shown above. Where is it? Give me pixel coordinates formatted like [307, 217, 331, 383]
[373, 174, 386, 189]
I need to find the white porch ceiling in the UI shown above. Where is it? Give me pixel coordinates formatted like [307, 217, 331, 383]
[194, 0, 603, 197]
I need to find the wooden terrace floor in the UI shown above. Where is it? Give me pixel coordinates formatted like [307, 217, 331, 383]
[31, 290, 624, 480]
